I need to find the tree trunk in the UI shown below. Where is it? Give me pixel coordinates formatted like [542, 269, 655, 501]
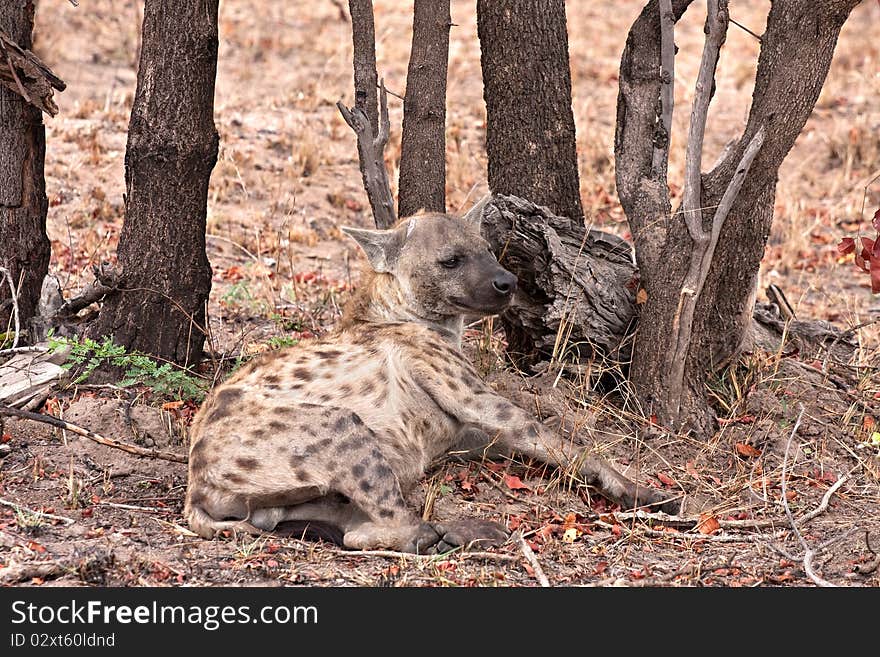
[348, 0, 379, 134]
[398, 0, 450, 219]
[0, 0, 49, 338]
[476, 0, 584, 223]
[616, 0, 861, 435]
[89, 0, 219, 367]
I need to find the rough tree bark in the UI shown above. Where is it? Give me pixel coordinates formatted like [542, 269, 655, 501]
[397, 0, 450, 219]
[616, 0, 861, 435]
[477, 0, 584, 223]
[0, 1, 50, 337]
[88, 0, 220, 367]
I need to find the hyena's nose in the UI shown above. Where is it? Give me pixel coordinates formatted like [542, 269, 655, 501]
[492, 271, 517, 296]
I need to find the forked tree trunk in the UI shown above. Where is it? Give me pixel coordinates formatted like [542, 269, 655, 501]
[476, 0, 584, 223]
[89, 0, 219, 367]
[398, 0, 450, 219]
[0, 1, 49, 336]
[616, 0, 860, 435]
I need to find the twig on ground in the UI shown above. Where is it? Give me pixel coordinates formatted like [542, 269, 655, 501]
[0, 346, 47, 357]
[854, 531, 880, 575]
[513, 530, 550, 586]
[336, 548, 518, 563]
[0, 497, 75, 525]
[0, 404, 187, 463]
[0, 267, 20, 349]
[98, 501, 176, 514]
[781, 405, 845, 587]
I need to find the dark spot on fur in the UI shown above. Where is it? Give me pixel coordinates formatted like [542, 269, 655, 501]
[526, 424, 539, 438]
[318, 437, 332, 449]
[318, 349, 342, 360]
[379, 509, 394, 519]
[352, 464, 365, 477]
[448, 379, 460, 393]
[275, 406, 293, 415]
[264, 374, 280, 384]
[294, 468, 310, 482]
[374, 463, 393, 479]
[359, 380, 375, 395]
[226, 473, 246, 485]
[189, 440, 209, 470]
[267, 384, 280, 390]
[251, 429, 265, 439]
[337, 434, 363, 451]
[359, 479, 373, 493]
[496, 403, 513, 421]
[369, 447, 383, 461]
[333, 416, 349, 432]
[319, 394, 332, 403]
[442, 365, 456, 378]
[352, 414, 364, 426]
[268, 420, 286, 431]
[216, 387, 243, 404]
[188, 490, 206, 506]
[293, 367, 314, 382]
[242, 438, 256, 447]
[463, 396, 475, 406]
[235, 457, 259, 471]
[339, 384, 352, 396]
[298, 423, 315, 435]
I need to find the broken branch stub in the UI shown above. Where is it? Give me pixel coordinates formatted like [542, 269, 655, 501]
[0, 29, 66, 116]
[337, 81, 396, 229]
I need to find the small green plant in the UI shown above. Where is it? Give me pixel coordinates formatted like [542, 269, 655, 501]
[49, 335, 209, 402]
[264, 335, 299, 351]
[15, 507, 48, 533]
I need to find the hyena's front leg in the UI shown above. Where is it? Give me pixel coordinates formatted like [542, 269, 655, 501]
[420, 365, 680, 514]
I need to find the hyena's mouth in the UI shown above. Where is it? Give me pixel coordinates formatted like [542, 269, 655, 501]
[450, 296, 513, 315]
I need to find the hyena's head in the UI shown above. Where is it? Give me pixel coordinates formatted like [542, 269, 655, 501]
[342, 211, 517, 322]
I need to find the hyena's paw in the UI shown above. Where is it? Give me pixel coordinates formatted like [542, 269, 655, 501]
[425, 518, 509, 554]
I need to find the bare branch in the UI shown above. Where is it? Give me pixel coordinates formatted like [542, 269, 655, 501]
[0, 404, 187, 463]
[0, 497, 75, 525]
[652, 0, 675, 176]
[337, 80, 397, 229]
[680, 0, 728, 238]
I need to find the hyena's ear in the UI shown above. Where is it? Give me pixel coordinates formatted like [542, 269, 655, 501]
[461, 193, 491, 231]
[341, 225, 408, 274]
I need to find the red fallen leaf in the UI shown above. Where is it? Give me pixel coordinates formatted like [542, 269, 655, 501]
[81, 508, 93, 518]
[837, 236, 856, 255]
[697, 514, 720, 535]
[221, 265, 245, 281]
[91, 494, 101, 504]
[593, 561, 608, 576]
[769, 571, 795, 583]
[266, 559, 279, 568]
[436, 561, 456, 572]
[162, 400, 185, 410]
[459, 478, 474, 492]
[0, 433, 11, 443]
[562, 512, 578, 532]
[344, 198, 363, 212]
[685, 460, 699, 477]
[503, 474, 530, 491]
[873, 207, 880, 232]
[483, 462, 505, 473]
[32, 577, 45, 586]
[265, 542, 280, 554]
[611, 524, 621, 537]
[735, 443, 762, 457]
[27, 541, 46, 553]
[656, 472, 677, 487]
[649, 413, 658, 425]
[508, 516, 523, 531]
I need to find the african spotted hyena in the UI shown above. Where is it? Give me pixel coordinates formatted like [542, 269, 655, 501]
[184, 211, 676, 553]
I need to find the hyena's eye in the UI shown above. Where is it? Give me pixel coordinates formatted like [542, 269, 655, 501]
[439, 256, 462, 269]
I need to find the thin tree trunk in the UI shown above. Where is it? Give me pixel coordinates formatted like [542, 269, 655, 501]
[89, 0, 219, 367]
[348, 0, 379, 134]
[617, 0, 861, 435]
[477, 0, 584, 223]
[0, 0, 49, 337]
[398, 0, 450, 218]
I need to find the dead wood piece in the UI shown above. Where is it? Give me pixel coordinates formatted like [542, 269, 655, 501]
[477, 194, 639, 364]
[337, 80, 396, 229]
[0, 404, 188, 463]
[0, 28, 66, 116]
[0, 349, 67, 407]
[513, 530, 550, 587]
[0, 561, 68, 585]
